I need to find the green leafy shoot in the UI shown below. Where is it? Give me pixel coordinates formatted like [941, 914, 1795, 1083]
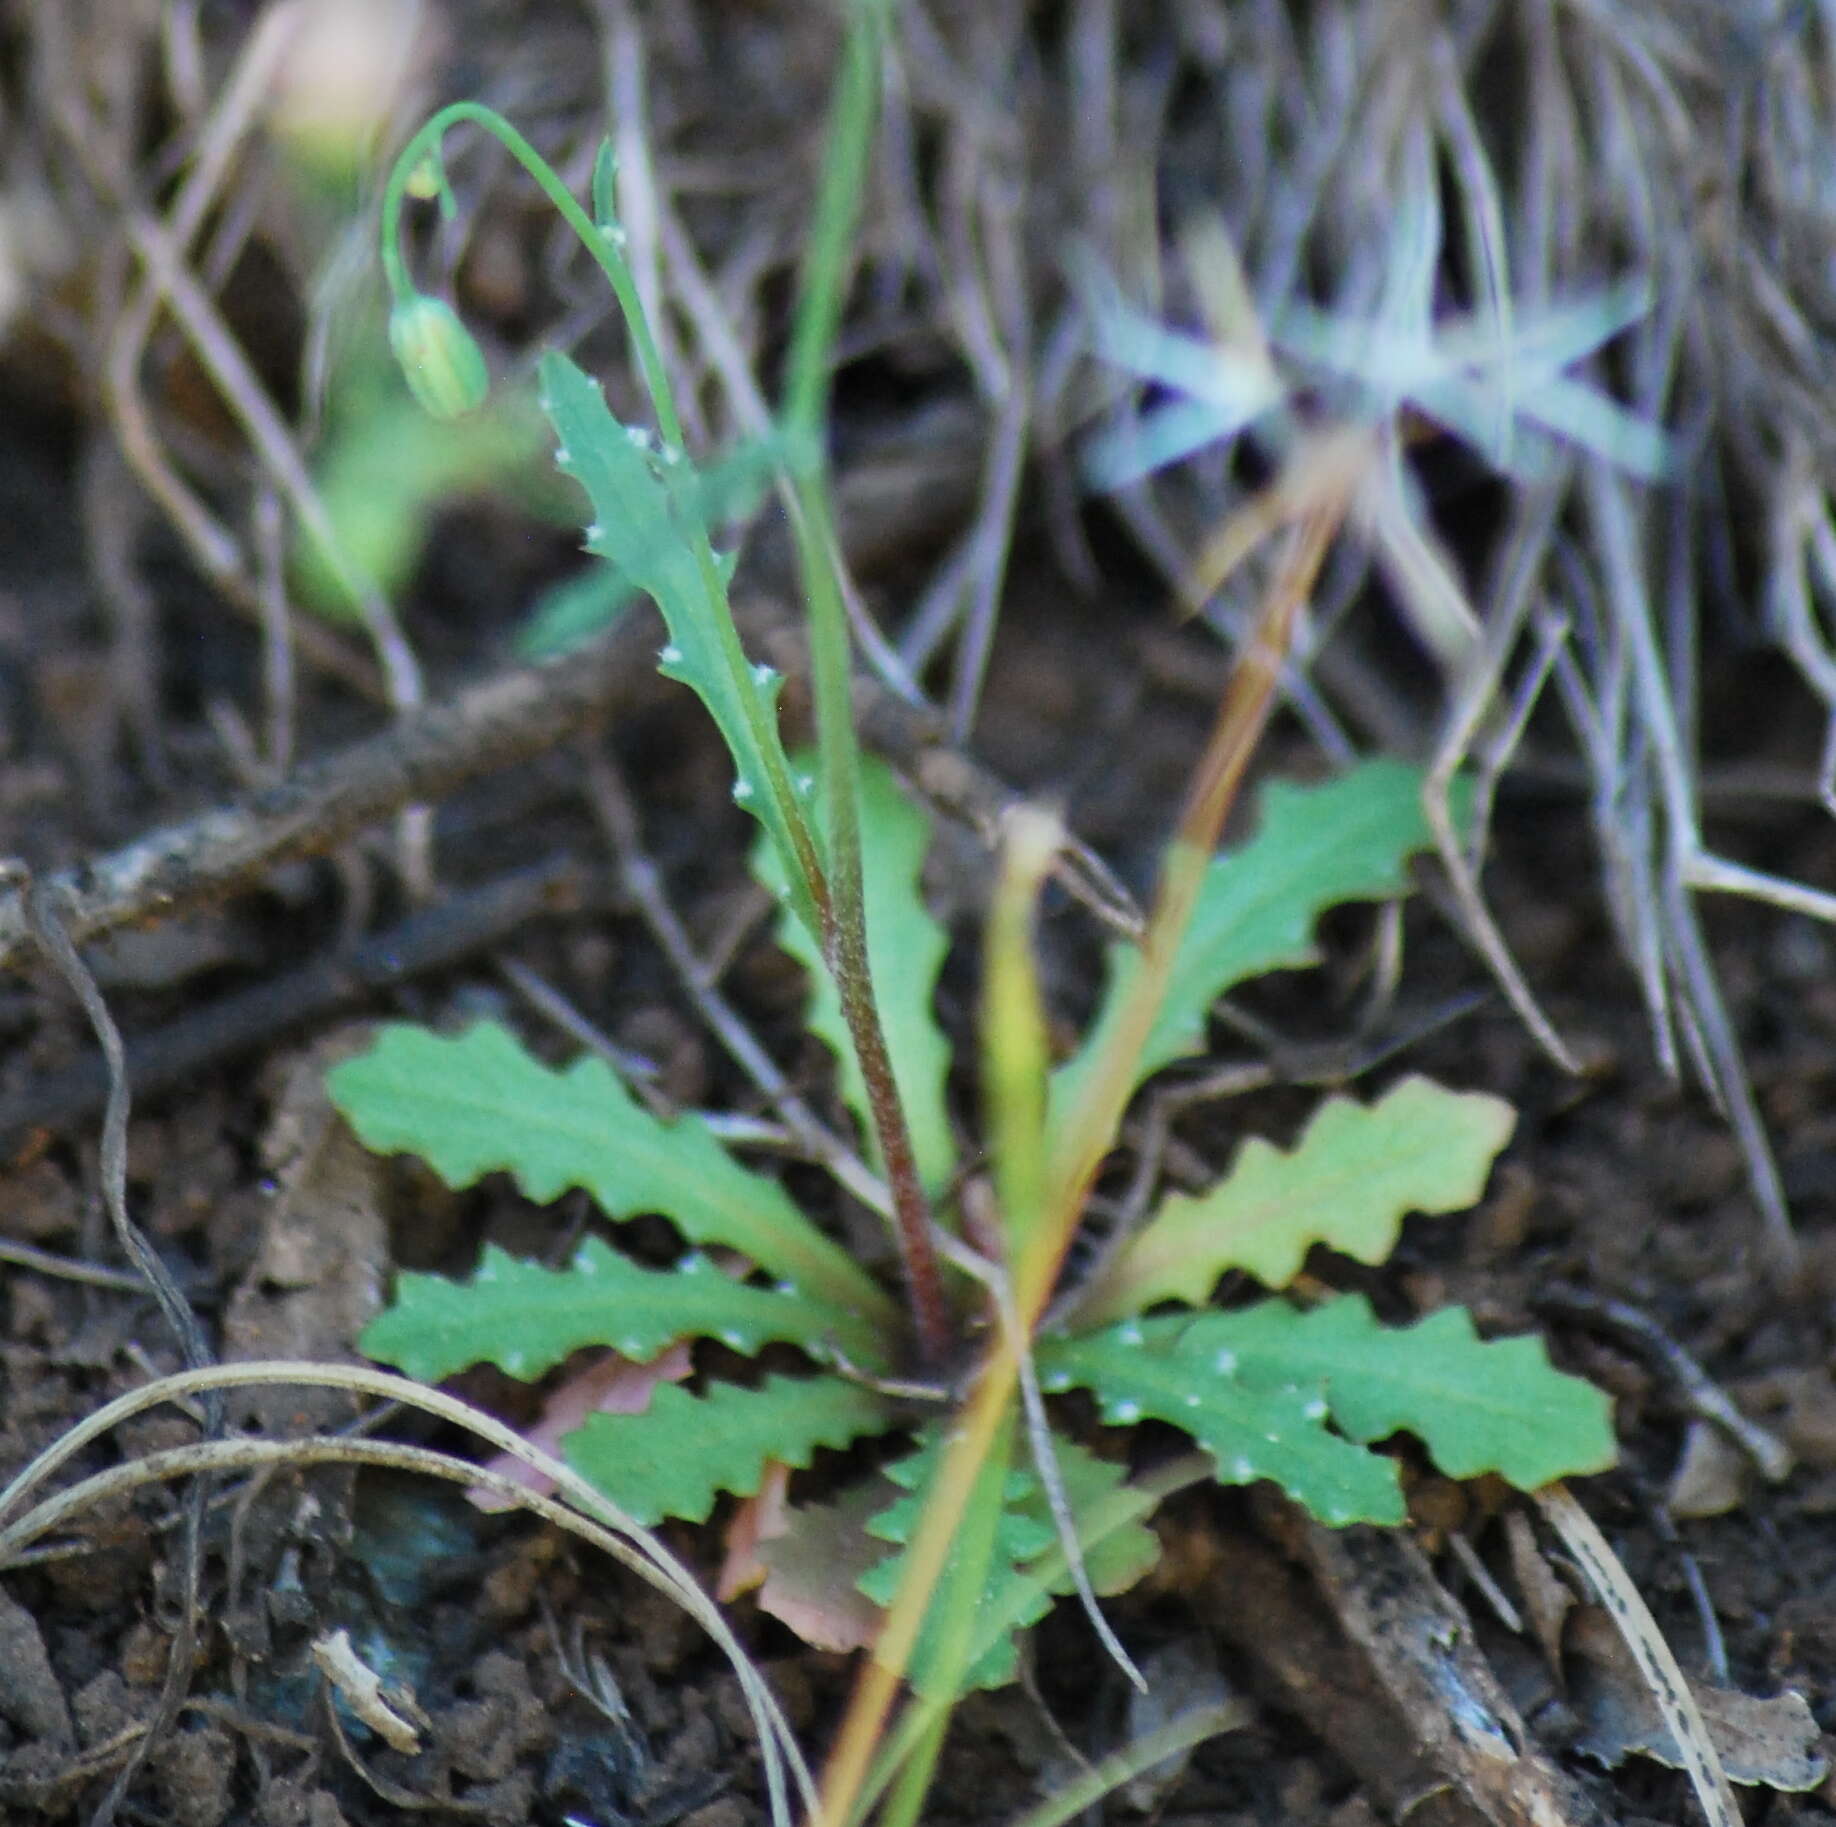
[753, 755, 955, 1193]
[514, 432, 794, 659]
[378, 103, 826, 949]
[538, 350, 821, 935]
[851, 1453, 1209, 1825]
[352, 85, 1622, 1827]
[856, 1423, 1156, 1697]
[328, 761, 1614, 1697]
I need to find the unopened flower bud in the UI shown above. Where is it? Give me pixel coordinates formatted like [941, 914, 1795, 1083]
[388, 295, 488, 419]
[403, 154, 445, 200]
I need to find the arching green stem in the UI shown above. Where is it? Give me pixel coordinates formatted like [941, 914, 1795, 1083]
[381, 102, 682, 449]
[379, 103, 830, 936]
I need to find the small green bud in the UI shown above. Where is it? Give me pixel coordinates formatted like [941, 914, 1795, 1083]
[388, 295, 489, 420]
[403, 153, 445, 200]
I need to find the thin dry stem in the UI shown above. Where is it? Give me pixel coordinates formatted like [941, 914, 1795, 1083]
[1535, 1484, 1742, 1827]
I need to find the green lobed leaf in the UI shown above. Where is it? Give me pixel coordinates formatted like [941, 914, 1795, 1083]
[752, 754, 954, 1191]
[537, 351, 817, 922]
[1036, 1319, 1406, 1527]
[563, 1372, 894, 1526]
[1164, 1295, 1616, 1490]
[360, 1237, 886, 1382]
[862, 1430, 1056, 1572]
[517, 436, 789, 658]
[328, 1021, 895, 1330]
[1049, 760, 1450, 1138]
[1079, 1075, 1514, 1323]
[857, 1457, 1198, 1808]
[865, 1414, 1029, 1701]
[1026, 1431, 1161, 1600]
[858, 1424, 1163, 1695]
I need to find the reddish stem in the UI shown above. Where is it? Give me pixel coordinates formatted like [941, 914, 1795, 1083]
[824, 910, 952, 1371]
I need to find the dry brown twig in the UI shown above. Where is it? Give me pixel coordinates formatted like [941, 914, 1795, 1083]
[0, 856, 588, 1150]
[0, 593, 1140, 982]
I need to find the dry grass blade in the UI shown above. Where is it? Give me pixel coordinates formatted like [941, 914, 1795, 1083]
[1579, 465, 1802, 1275]
[996, 1698, 1253, 1827]
[1070, 1, 1836, 1267]
[1423, 479, 1579, 1072]
[1535, 1483, 1742, 1827]
[21, 874, 221, 1827]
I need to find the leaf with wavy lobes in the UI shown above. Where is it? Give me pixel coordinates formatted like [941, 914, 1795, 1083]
[1177, 1295, 1617, 1490]
[472, 1343, 695, 1513]
[1078, 1076, 1513, 1324]
[1038, 1296, 1614, 1530]
[1049, 761, 1451, 1142]
[327, 1020, 894, 1327]
[537, 351, 816, 923]
[752, 754, 954, 1192]
[1037, 1320, 1406, 1527]
[564, 1372, 893, 1526]
[858, 1425, 1161, 1695]
[360, 1238, 887, 1383]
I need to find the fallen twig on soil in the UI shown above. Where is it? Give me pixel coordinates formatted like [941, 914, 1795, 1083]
[0, 601, 1141, 977]
[1194, 1519, 1498, 1826]
[1290, 1508, 1595, 1827]
[0, 617, 655, 972]
[1535, 1284, 1792, 1484]
[0, 857, 590, 1150]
